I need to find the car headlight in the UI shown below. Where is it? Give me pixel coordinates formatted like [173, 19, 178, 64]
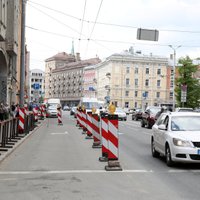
[173, 138, 192, 147]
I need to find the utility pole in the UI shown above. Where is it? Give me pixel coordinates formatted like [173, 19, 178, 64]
[19, 0, 26, 107]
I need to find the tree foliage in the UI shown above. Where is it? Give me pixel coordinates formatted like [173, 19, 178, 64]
[175, 56, 200, 108]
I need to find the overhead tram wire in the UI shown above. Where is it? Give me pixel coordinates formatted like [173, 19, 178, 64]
[78, 0, 87, 52]
[85, 0, 104, 57]
[28, 0, 200, 34]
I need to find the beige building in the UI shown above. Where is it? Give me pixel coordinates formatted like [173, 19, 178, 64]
[44, 52, 101, 106]
[95, 51, 171, 109]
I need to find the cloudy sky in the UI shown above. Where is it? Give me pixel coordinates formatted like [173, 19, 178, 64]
[26, 0, 200, 70]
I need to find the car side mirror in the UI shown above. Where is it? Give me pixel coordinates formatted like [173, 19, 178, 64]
[158, 124, 167, 130]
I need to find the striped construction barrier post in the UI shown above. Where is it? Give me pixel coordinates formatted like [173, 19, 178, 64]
[57, 108, 63, 125]
[85, 111, 93, 139]
[78, 109, 83, 129]
[92, 113, 102, 148]
[105, 114, 122, 171]
[99, 112, 109, 162]
[18, 108, 25, 133]
[76, 108, 80, 127]
[33, 107, 38, 122]
[82, 109, 87, 134]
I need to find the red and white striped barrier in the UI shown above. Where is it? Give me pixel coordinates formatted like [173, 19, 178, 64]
[99, 113, 109, 161]
[76, 108, 80, 127]
[85, 111, 93, 139]
[92, 114, 101, 148]
[33, 107, 38, 121]
[82, 110, 87, 134]
[105, 114, 122, 171]
[18, 108, 25, 133]
[57, 109, 63, 125]
[24, 103, 28, 115]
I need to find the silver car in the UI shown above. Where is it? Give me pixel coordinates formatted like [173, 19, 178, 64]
[114, 108, 127, 121]
[46, 105, 58, 117]
[151, 112, 200, 166]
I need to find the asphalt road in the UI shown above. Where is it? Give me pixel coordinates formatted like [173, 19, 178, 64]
[0, 112, 200, 200]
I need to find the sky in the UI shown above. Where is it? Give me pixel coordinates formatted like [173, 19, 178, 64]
[26, 0, 200, 71]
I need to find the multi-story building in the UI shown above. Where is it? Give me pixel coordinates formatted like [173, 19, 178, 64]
[29, 69, 45, 103]
[95, 51, 171, 109]
[44, 52, 101, 106]
[0, 0, 28, 105]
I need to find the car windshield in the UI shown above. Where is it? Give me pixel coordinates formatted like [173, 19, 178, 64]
[116, 108, 124, 113]
[48, 105, 57, 110]
[171, 116, 200, 131]
[150, 107, 161, 114]
[82, 102, 99, 109]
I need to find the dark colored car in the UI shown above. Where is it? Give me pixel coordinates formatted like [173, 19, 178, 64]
[132, 109, 143, 121]
[141, 106, 161, 129]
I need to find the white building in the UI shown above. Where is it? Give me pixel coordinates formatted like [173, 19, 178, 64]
[29, 69, 45, 103]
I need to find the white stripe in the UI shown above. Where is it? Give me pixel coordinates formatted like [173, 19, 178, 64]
[19, 109, 24, 119]
[102, 120, 108, 132]
[19, 121, 24, 129]
[92, 118, 99, 127]
[108, 141, 118, 158]
[87, 124, 93, 134]
[102, 137, 108, 147]
[109, 121, 118, 139]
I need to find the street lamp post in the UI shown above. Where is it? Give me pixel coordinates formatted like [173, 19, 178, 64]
[168, 45, 181, 111]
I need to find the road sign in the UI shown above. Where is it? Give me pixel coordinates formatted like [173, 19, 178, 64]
[33, 83, 40, 90]
[137, 28, 159, 41]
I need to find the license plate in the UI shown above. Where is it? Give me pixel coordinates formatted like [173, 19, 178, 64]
[197, 149, 200, 155]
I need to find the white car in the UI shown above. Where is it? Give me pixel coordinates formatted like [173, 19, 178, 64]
[151, 112, 200, 166]
[114, 108, 127, 121]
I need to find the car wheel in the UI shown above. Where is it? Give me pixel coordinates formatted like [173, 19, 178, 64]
[135, 116, 138, 121]
[151, 137, 159, 158]
[166, 144, 174, 167]
[141, 119, 145, 127]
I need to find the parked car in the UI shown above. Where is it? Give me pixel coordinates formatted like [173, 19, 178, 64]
[46, 104, 58, 118]
[70, 106, 77, 116]
[129, 108, 136, 115]
[63, 105, 70, 111]
[123, 107, 130, 115]
[132, 109, 143, 121]
[114, 107, 127, 121]
[151, 112, 200, 166]
[141, 106, 161, 128]
[175, 107, 193, 112]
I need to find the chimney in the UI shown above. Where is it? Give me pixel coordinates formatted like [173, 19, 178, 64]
[76, 53, 81, 61]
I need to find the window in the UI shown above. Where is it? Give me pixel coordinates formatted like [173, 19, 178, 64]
[157, 80, 161, 87]
[135, 102, 137, 108]
[157, 68, 161, 75]
[126, 78, 130, 86]
[156, 92, 160, 98]
[125, 91, 129, 97]
[170, 91, 173, 98]
[126, 67, 130, 73]
[145, 91, 148, 97]
[146, 68, 149, 74]
[145, 79, 149, 87]
[170, 80, 173, 87]
[125, 102, 129, 107]
[135, 91, 138, 97]
[135, 67, 139, 74]
[135, 79, 138, 86]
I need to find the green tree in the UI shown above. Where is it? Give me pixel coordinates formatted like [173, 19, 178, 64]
[175, 56, 200, 108]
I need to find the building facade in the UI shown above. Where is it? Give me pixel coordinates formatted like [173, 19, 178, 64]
[0, 0, 28, 105]
[95, 51, 171, 109]
[29, 69, 45, 103]
[44, 52, 101, 106]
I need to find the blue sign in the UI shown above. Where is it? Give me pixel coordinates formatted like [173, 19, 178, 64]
[89, 86, 95, 91]
[33, 83, 40, 90]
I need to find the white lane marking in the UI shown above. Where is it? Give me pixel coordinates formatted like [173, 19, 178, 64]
[118, 132, 124, 135]
[51, 131, 68, 135]
[0, 169, 199, 175]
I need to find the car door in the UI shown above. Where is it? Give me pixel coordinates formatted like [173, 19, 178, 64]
[154, 114, 168, 154]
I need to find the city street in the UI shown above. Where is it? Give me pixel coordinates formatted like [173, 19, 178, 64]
[0, 112, 200, 200]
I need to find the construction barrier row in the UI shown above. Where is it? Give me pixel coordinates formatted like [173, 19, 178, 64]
[76, 108, 122, 171]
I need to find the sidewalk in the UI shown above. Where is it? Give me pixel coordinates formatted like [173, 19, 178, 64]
[0, 120, 45, 164]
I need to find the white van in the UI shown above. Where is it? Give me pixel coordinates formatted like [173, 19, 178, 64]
[79, 97, 99, 112]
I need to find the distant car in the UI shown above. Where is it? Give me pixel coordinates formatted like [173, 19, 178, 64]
[63, 105, 70, 111]
[46, 104, 58, 118]
[70, 106, 77, 116]
[132, 109, 143, 121]
[151, 112, 200, 166]
[129, 108, 136, 115]
[123, 107, 130, 115]
[175, 107, 193, 112]
[141, 106, 161, 128]
[115, 108, 127, 121]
